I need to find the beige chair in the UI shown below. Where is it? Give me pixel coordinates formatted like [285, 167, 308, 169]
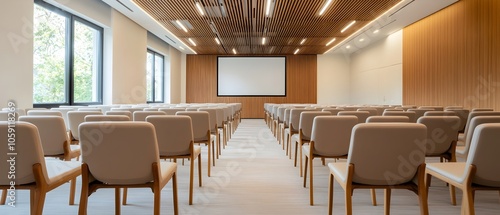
[322, 107, 343, 115]
[383, 110, 417, 122]
[426, 123, 500, 215]
[143, 108, 158, 111]
[105, 110, 132, 119]
[0, 111, 9, 121]
[78, 122, 178, 215]
[27, 110, 63, 117]
[198, 108, 221, 158]
[109, 107, 143, 113]
[147, 115, 202, 205]
[419, 106, 444, 111]
[458, 111, 500, 142]
[132, 110, 166, 121]
[407, 108, 433, 120]
[418, 116, 461, 162]
[77, 107, 102, 112]
[365, 115, 409, 123]
[0, 121, 81, 214]
[303, 116, 358, 205]
[456, 116, 500, 159]
[51, 107, 74, 131]
[281, 108, 292, 152]
[446, 109, 470, 132]
[85, 115, 130, 122]
[159, 108, 185, 115]
[357, 108, 378, 116]
[296, 111, 331, 177]
[176, 111, 215, 177]
[213, 107, 227, 148]
[471, 108, 494, 112]
[337, 111, 370, 123]
[328, 123, 428, 215]
[67, 111, 103, 144]
[285, 109, 308, 160]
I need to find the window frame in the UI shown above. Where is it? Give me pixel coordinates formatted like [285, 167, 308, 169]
[146, 49, 165, 103]
[33, 0, 103, 108]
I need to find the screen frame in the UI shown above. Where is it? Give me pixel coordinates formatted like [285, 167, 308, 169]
[216, 56, 287, 97]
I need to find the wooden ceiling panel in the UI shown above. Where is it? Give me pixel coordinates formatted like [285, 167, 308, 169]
[133, 0, 401, 54]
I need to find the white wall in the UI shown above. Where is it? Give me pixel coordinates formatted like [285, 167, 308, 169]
[110, 10, 148, 104]
[169, 48, 183, 103]
[349, 30, 403, 105]
[0, 0, 34, 109]
[317, 54, 351, 105]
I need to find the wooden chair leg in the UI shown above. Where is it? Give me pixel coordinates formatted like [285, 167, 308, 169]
[345, 184, 353, 215]
[34, 189, 47, 215]
[322, 158, 326, 166]
[309, 156, 314, 206]
[172, 172, 179, 215]
[198, 154, 203, 187]
[208, 142, 212, 177]
[1, 189, 6, 205]
[189, 155, 194, 205]
[299, 142, 303, 177]
[153, 187, 160, 215]
[303, 156, 308, 188]
[371, 189, 378, 206]
[79, 165, 90, 215]
[450, 185, 457, 205]
[294, 141, 298, 167]
[69, 178, 76, 205]
[384, 189, 391, 215]
[122, 188, 128, 205]
[115, 188, 121, 215]
[328, 174, 334, 215]
[462, 187, 475, 215]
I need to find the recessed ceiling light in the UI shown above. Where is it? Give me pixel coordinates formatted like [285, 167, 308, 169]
[179, 46, 185, 50]
[319, 0, 333, 16]
[232, 48, 237, 54]
[188, 38, 196, 46]
[195, 2, 205, 16]
[215, 37, 220, 45]
[373, 29, 380, 34]
[341, 20, 356, 33]
[346, 45, 351, 49]
[359, 38, 365, 42]
[300, 38, 306, 45]
[262, 37, 266, 45]
[176, 20, 188, 32]
[265, 0, 272, 16]
[326, 38, 336, 46]
[294, 48, 300, 54]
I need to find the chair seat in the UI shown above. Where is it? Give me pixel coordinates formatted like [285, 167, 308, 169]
[193, 145, 202, 156]
[45, 160, 81, 184]
[426, 162, 466, 184]
[328, 162, 348, 183]
[458, 133, 465, 141]
[159, 162, 177, 184]
[303, 145, 348, 157]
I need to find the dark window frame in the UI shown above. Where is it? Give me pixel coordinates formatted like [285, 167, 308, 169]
[33, 0, 103, 108]
[146, 49, 165, 103]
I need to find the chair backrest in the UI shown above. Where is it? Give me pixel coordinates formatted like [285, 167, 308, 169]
[466, 123, 500, 187]
[198, 108, 217, 132]
[277, 107, 287, 123]
[357, 108, 378, 116]
[337, 111, 370, 123]
[79, 122, 159, 184]
[407, 108, 433, 120]
[85, 115, 130, 122]
[143, 108, 158, 111]
[27, 110, 63, 117]
[51, 107, 74, 130]
[461, 116, 500, 157]
[213, 108, 225, 128]
[289, 109, 309, 132]
[446, 109, 470, 132]
[383, 111, 417, 122]
[0, 121, 47, 185]
[68, 111, 103, 140]
[417, 116, 460, 156]
[147, 115, 193, 157]
[133, 111, 166, 121]
[110, 107, 143, 113]
[311, 116, 358, 156]
[472, 108, 494, 112]
[299, 111, 331, 141]
[347, 123, 427, 185]
[176, 111, 210, 142]
[0, 111, 9, 121]
[159, 108, 186, 115]
[366, 116, 410, 123]
[78, 107, 102, 112]
[322, 108, 343, 115]
[283, 107, 293, 127]
[419, 106, 444, 111]
[105, 110, 133, 119]
[19, 116, 68, 156]
[2, 108, 26, 117]
[462, 111, 500, 140]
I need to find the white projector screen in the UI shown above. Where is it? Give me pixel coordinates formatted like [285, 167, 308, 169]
[217, 56, 286, 96]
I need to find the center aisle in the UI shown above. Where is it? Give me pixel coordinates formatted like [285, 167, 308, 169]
[184, 119, 328, 214]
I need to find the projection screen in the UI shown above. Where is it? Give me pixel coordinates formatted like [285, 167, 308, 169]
[217, 56, 286, 96]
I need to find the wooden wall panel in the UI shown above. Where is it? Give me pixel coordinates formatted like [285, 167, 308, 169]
[403, 0, 500, 110]
[186, 55, 317, 118]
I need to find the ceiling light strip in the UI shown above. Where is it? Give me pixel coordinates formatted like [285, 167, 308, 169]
[340, 20, 356, 33]
[294, 48, 300, 54]
[326, 38, 336, 46]
[262, 37, 266, 45]
[232, 48, 237, 54]
[319, 0, 333, 15]
[127, 1, 197, 54]
[188, 38, 196, 46]
[215, 37, 221, 45]
[265, 0, 272, 16]
[176, 20, 188, 32]
[195, 2, 205, 16]
[300, 38, 306, 45]
[323, 0, 407, 54]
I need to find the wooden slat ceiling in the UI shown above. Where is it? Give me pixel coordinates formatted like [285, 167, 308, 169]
[133, 0, 401, 55]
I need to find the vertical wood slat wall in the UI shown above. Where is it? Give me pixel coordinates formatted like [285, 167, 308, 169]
[403, 0, 500, 110]
[186, 55, 317, 118]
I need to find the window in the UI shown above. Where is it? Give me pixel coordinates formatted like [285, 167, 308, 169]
[146, 49, 164, 103]
[33, 0, 103, 107]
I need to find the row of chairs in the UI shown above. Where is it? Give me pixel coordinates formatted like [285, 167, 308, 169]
[264, 104, 500, 214]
